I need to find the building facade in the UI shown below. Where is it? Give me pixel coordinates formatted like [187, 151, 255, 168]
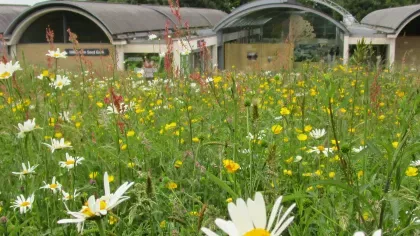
[1, 1, 226, 73]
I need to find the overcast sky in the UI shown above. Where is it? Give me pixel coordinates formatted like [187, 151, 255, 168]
[0, 0, 47, 5]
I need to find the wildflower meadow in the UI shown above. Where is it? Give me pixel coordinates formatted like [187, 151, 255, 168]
[0, 40, 419, 236]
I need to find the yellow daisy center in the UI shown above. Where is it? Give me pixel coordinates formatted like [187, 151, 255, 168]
[65, 159, 75, 165]
[0, 72, 11, 79]
[317, 145, 325, 152]
[100, 200, 107, 210]
[81, 206, 95, 217]
[20, 201, 30, 207]
[57, 81, 63, 87]
[54, 53, 60, 57]
[244, 228, 271, 236]
[50, 183, 58, 189]
[22, 170, 29, 174]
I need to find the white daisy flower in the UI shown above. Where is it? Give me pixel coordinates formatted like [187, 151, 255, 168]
[50, 75, 71, 90]
[57, 195, 101, 234]
[99, 172, 134, 215]
[11, 193, 34, 214]
[36, 74, 44, 80]
[12, 162, 38, 180]
[0, 61, 21, 80]
[106, 103, 129, 114]
[294, 155, 303, 162]
[353, 229, 382, 236]
[59, 111, 71, 123]
[17, 118, 38, 138]
[352, 146, 367, 153]
[309, 128, 326, 139]
[61, 189, 80, 201]
[40, 176, 62, 193]
[307, 146, 333, 157]
[46, 48, 67, 58]
[59, 153, 84, 170]
[410, 160, 420, 167]
[43, 138, 72, 153]
[245, 132, 254, 141]
[201, 192, 295, 236]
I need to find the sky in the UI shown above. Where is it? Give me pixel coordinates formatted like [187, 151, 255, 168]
[0, 0, 47, 5]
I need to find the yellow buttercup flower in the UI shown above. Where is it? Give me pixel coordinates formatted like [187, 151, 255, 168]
[223, 159, 240, 173]
[167, 182, 178, 190]
[108, 215, 118, 225]
[392, 142, 399, 149]
[127, 162, 135, 168]
[280, 107, 291, 115]
[297, 134, 307, 141]
[304, 125, 312, 132]
[174, 160, 183, 168]
[108, 175, 115, 183]
[226, 198, 233, 203]
[165, 122, 177, 131]
[127, 130, 135, 137]
[357, 170, 364, 179]
[271, 125, 283, 134]
[405, 167, 418, 177]
[96, 102, 104, 108]
[89, 172, 98, 179]
[283, 169, 292, 176]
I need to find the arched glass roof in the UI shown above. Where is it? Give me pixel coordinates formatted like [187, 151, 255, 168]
[0, 5, 28, 34]
[213, 0, 349, 34]
[4, 1, 227, 38]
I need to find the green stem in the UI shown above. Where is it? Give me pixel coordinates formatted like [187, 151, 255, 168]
[96, 219, 106, 236]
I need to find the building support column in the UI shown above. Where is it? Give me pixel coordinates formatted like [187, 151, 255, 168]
[115, 45, 125, 71]
[173, 41, 181, 73]
[211, 45, 217, 70]
[343, 35, 350, 65]
[387, 38, 396, 67]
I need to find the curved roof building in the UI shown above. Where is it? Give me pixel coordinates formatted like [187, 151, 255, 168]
[3, 1, 226, 44]
[0, 5, 28, 34]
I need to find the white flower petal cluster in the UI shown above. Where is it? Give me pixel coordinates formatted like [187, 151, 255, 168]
[59, 111, 71, 123]
[40, 176, 62, 194]
[12, 162, 38, 180]
[46, 48, 67, 58]
[201, 192, 295, 236]
[307, 146, 333, 157]
[59, 153, 84, 170]
[352, 146, 367, 153]
[61, 189, 80, 201]
[57, 172, 134, 233]
[410, 160, 420, 167]
[354, 229, 382, 236]
[0, 61, 21, 80]
[17, 118, 37, 138]
[106, 103, 130, 114]
[50, 75, 71, 90]
[43, 138, 72, 153]
[12, 194, 34, 214]
[309, 128, 326, 139]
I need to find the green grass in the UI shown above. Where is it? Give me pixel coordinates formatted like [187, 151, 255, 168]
[0, 57, 419, 236]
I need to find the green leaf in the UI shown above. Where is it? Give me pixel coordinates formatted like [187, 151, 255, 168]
[205, 172, 238, 199]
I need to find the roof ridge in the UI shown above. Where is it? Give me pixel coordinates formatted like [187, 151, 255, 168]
[0, 4, 29, 7]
